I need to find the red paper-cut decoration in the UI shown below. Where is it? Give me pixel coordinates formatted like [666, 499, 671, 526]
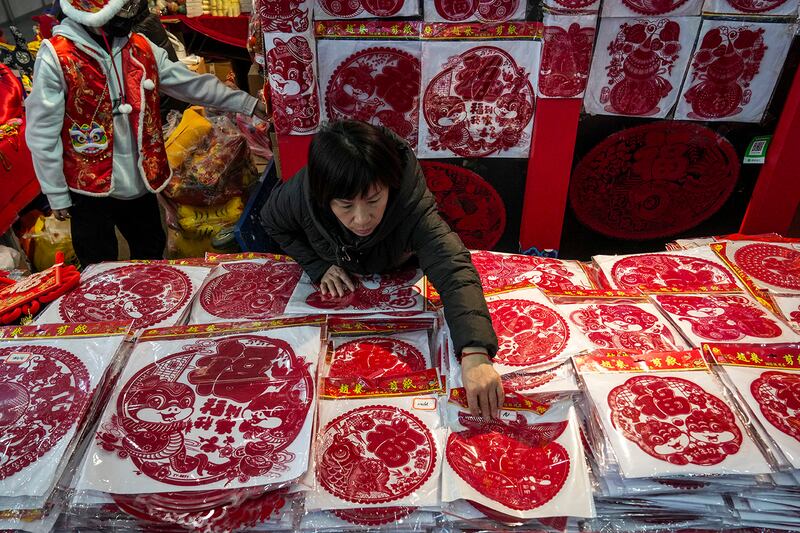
[267, 36, 320, 135]
[470, 250, 588, 293]
[0, 345, 90, 480]
[432, 0, 520, 21]
[258, 0, 310, 32]
[539, 23, 595, 98]
[682, 25, 766, 119]
[305, 270, 420, 311]
[422, 46, 535, 157]
[725, 0, 789, 11]
[657, 294, 782, 341]
[200, 261, 302, 319]
[96, 335, 313, 486]
[502, 370, 556, 392]
[733, 243, 800, 292]
[325, 47, 420, 148]
[333, 506, 416, 525]
[318, 0, 406, 17]
[59, 264, 192, 329]
[317, 405, 436, 504]
[610, 253, 737, 290]
[570, 123, 739, 240]
[751, 371, 800, 442]
[446, 412, 570, 510]
[547, 0, 598, 8]
[622, 0, 689, 14]
[569, 304, 677, 351]
[489, 299, 569, 367]
[600, 20, 682, 116]
[421, 162, 506, 250]
[329, 337, 426, 379]
[608, 375, 742, 465]
[114, 487, 287, 532]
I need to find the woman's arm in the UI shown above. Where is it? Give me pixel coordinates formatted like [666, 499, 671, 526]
[409, 196, 503, 418]
[260, 179, 332, 283]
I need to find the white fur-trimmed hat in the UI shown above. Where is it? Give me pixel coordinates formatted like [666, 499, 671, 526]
[59, 0, 128, 27]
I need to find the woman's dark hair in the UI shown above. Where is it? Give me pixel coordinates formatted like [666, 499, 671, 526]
[307, 120, 403, 208]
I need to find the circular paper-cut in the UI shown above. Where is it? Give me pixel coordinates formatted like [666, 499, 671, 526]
[318, 0, 363, 17]
[569, 304, 676, 352]
[733, 243, 800, 292]
[657, 294, 783, 341]
[726, 0, 788, 11]
[329, 338, 426, 380]
[317, 405, 436, 504]
[200, 261, 301, 319]
[60, 264, 192, 329]
[0, 345, 90, 480]
[446, 415, 570, 510]
[570, 123, 739, 240]
[114, 487, 287, 531]
[610, 254, 737, 292]
[488, 299, 570, 367]
[608, 375, 742, 465]
[325, 48, 420, 148]
[422, 46, 535, 158]
[622, 0, 689, 14]
[751, 371, 800, 442]
[95, 335, 313, 486]
[333, 506, 416, 525]
[422, 162, 506, 250]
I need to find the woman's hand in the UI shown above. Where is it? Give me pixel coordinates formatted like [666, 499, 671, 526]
[320, 265, 355, 298]
[460, 348, 504, 419]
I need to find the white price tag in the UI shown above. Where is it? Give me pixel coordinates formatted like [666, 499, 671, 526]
[413, 398, 437, 411]
[4, 352, 32, 364]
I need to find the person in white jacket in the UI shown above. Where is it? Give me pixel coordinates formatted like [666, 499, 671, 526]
[26, 0, 266, 266]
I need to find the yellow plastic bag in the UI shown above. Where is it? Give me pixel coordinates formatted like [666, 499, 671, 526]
[164, 106, 213, 169]
[22, 215, 79, 271]
[176, 197, 244, 237]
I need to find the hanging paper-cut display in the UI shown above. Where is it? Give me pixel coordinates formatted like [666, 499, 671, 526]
[569, 122, 739, 240]
[602, 0, 703, 17]
[265, 32, 321, 135]
[653, 293, 800, 345]
[584, 17, 700, 118]
[423, 0, 527, 22]
[286, 269, 424, 314]
[258, 0, 311, 32]
[317, 40, 421, 148]
[420, 163, 506, 249]
[78, 323, 321, 494]
[675, 21, 794, 122]
[538, 13, 597, 98]
[702, 0, 800, 16]
[35, 262, 210, 330]
[561, 301, 689, 352]
[418, 39, 539, 158]
[190, 258, 303, 324]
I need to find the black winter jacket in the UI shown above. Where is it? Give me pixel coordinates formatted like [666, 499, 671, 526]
[260, 138, 499, 358]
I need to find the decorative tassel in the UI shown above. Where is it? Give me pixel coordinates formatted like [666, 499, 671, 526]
[118, 103, 133, 114]
[143, 79, 155, 90]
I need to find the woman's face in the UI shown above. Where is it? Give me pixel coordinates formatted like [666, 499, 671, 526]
[330, 183, 389, 238]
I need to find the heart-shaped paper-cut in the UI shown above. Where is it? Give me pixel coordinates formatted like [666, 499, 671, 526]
[446, 416, 570, 511]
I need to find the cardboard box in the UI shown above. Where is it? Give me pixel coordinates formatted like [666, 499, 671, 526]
[208, 61, 234, 83]
[247, 63, 263, 98]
